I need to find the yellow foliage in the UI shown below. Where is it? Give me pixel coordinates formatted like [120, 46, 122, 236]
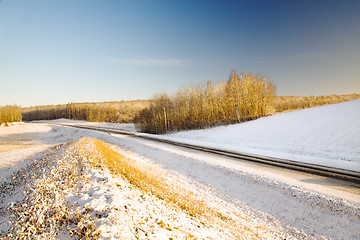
[21, 100, 150, 123]
[136, 70, 276, 133]
[0, 105, 22, 124]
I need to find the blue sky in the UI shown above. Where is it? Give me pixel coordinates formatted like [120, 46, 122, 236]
[1, 0, 359, 107]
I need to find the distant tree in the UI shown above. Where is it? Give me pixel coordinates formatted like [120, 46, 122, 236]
[0, 105, 22, 124]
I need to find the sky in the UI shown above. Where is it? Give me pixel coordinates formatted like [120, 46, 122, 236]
[1, 0, 359, 107]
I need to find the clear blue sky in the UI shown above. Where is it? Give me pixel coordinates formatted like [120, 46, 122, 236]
[1, 0, 359, 107]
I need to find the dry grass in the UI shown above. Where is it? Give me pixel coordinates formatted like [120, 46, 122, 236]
[6, 143, 101, 239]
[77, 137, 265, 239]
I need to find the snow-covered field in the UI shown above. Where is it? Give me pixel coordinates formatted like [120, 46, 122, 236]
[164, 99, 360, 172]
[0, 100, 359, 239]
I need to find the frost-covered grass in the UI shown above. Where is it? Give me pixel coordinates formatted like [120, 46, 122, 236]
[78, 137, 267, 239]
[1, 138, 272, 239]
[4, 143, 100, 239]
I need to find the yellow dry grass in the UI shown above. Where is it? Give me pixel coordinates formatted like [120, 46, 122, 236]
[76, 137, 266, 239]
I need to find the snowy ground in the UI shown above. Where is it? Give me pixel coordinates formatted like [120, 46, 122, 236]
[49, 100, 360, 172]
[36, 118, 137, 132]
[0, 101, 359, 239]
[0, 124, 295, 239]
[2, 139, 269, 239]
[164, 100, 360, 172]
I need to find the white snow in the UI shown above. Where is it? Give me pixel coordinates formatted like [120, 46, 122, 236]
[105, 132, 360, 239]
[64, 163, 240, 239]
[0, 122, 111, 185]
[0, 130, 289, 239]
[43, 100, 360, 172]
[1, 100, 359, 239]
[39, 118, 137, 132]
[163, 100, 360, 172]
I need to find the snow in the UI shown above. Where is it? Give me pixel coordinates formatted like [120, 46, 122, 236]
[39, 118, 137, 132]
[106, 133, 360, 239]
[163, 99, 360, 172]
[0, 122, 110, 185]
[1, 101, 359, 239]
[64, 165, 238, 239]
[42, 100, 360, 172]
[0, 132, 288, 239]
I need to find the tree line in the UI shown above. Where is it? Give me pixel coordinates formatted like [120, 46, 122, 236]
[0, 105, 22, 125]
[135, 70, 276, 134]
[273, 94, 360, 113]
[3, 71, 359, 131]
[22, 101, 149, 123]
